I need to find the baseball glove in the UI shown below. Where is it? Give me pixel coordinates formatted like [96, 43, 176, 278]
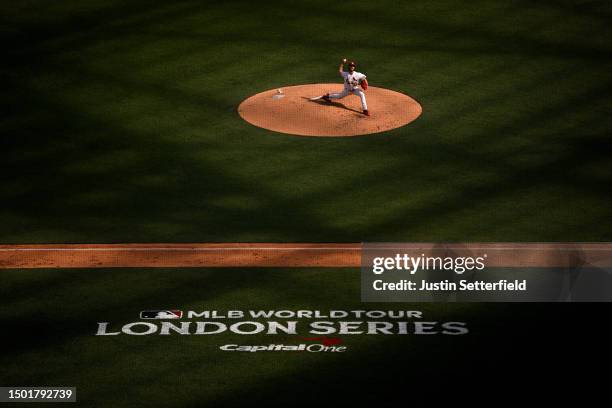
[360, 78, 368, 90]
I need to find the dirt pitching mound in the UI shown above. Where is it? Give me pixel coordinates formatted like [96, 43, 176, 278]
[237, 83, 422, 137]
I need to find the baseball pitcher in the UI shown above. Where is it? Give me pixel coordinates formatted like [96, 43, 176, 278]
[316, 58, 369, 116]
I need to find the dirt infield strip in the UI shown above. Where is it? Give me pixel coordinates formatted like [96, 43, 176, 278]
[0, 243, 611, 269]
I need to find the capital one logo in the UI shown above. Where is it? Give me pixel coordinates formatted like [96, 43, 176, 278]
[220, 337, 346, 353]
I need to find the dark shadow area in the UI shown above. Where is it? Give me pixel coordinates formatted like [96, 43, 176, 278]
[200, 303, 612, 406]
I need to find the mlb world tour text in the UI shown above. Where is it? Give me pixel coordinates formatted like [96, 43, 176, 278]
[95, 310, 468, 336]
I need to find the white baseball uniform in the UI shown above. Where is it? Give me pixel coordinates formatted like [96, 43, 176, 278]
[328, 70, 368, 110]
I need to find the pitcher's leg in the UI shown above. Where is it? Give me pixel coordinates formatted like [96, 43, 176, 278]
[329, 89, 350, 99]
[355, 90, 368, 110]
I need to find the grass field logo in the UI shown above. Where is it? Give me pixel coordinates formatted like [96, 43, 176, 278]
[220, 342, 347, 353]
[220, 336, 346, 353]
[96, 309, 469, 337]
[140, 310, 183, 319]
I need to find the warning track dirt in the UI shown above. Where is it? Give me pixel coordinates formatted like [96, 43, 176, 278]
[1, 243, 610, 269]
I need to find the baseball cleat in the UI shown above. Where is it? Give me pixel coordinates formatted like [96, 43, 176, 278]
[322, 94, 331, 102]
[363, 109, 370, 116]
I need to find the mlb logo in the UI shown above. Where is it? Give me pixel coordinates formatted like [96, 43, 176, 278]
[140, 310, 183, 319]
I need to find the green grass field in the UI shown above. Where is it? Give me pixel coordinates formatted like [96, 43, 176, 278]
[1, 0, 611, 406]
[3, 0, 611, 243]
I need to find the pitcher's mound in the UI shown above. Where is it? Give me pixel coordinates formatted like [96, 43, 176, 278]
[237, 84, 422, 137]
